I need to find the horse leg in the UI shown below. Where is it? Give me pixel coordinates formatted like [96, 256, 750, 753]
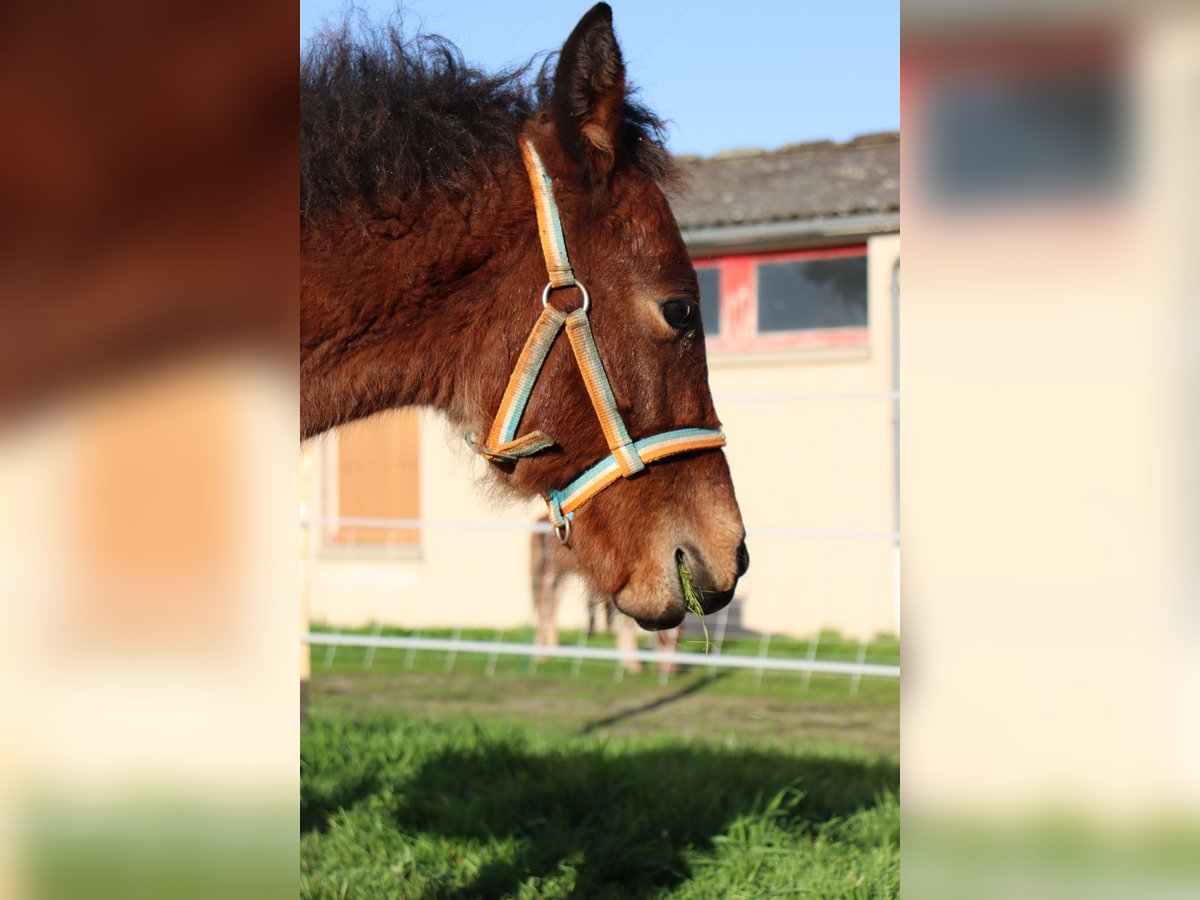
[614, 604, 644, 674]
[586, 595, 599, 637]
[531, 530, 559, 661]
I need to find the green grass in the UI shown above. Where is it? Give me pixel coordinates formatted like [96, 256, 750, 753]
[308, 626, 898, 752]
[301, 714, 898, 899]
[303, 624, 898, 896]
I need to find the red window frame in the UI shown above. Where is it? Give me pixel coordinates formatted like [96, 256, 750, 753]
[696, 244, 869, 354]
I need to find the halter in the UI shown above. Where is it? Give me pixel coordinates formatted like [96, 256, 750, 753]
[468, 137, 726, 545]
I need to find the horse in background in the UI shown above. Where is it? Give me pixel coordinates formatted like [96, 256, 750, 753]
[531, 521, 681, 674]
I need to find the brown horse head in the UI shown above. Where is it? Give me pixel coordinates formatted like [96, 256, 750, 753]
[478, 5, 746, 628]
[301, 3, 747, 629]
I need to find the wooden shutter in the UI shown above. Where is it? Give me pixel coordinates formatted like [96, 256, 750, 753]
[333, 410, 420, 545]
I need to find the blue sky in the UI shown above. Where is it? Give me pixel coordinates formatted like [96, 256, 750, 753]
[299, 1, 898, 158]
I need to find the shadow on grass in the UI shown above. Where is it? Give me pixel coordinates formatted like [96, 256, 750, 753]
[302, 714, 898, 897]
[577, 671, 733, 735]
[300, 769, 379, 835]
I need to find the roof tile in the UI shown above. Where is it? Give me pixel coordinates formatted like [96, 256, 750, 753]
[669, 132, 900, 228]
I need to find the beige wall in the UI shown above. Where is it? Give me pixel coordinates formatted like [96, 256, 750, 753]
[899, 14, 1200, 818]
[711, 232, 900, 638]
[303, 418, 573, 631]
[303, 231, 900, 639]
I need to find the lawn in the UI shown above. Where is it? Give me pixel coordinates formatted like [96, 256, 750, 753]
[302, 628, 899, 898]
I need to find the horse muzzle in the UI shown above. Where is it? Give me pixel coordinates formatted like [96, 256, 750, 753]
[622, 539, 749, 631]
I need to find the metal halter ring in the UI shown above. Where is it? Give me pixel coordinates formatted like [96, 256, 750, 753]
[541, 279, 590, 314]
[554, 517, 571, 546]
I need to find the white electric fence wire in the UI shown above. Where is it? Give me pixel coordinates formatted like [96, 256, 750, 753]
[305, 632, 899, 677]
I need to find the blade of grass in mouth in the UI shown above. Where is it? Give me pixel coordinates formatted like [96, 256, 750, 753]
[677, 555, 711, 654]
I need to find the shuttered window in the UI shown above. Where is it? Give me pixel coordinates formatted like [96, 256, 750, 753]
[330, 410, 420, 547]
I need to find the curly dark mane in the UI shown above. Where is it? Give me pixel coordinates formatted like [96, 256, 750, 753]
[300, 22, 676, 220]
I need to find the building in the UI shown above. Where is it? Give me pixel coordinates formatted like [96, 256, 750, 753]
[301, 132, 900, 640]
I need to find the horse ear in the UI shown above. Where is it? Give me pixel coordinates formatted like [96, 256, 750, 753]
[552, 3, 625, 183]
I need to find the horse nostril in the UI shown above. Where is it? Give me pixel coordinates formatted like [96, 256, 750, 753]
[735, 541, 750, 578]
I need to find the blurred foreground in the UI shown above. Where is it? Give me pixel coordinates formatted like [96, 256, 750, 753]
[0, 2, 296, 899]
[903, 1, 1200, 896]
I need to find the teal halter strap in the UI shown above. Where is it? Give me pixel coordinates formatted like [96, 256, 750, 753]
[468, 137, 725, 544]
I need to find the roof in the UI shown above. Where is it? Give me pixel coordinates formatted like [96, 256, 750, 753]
[669, 132, 900, 230]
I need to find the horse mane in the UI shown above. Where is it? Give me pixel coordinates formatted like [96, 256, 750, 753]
[300, 21, 678, 221]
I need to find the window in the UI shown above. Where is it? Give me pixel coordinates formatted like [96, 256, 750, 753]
[926, 74, 1126, 205]
[908, 31, 1128, 208]
[696, 265, 721, 337]
[758, 255, 868, 333]
[326, 409, 421, 548]
[696, 245, 869, 354]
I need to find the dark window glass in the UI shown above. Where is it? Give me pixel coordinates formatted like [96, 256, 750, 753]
[696, 267, 720, 336]
[757, 256, 867, 332]
[926, 74, 1127, 205]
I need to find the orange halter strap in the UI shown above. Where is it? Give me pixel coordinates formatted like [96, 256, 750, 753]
[468, 138, 725, 544]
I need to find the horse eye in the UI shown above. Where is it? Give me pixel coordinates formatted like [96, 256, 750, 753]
[661, 299, 693, 330]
